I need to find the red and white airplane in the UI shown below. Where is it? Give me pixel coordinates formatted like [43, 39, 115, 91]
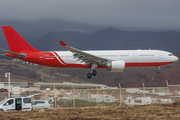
[2, 26, 178, 79]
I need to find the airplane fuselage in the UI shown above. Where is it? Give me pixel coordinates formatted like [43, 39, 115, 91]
[7, 49, 178, 69]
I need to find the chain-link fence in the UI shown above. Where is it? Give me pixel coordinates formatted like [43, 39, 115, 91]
[1, 82, 180, 108]
[15, 87, 125, 108]
[0, 92, 8, 101]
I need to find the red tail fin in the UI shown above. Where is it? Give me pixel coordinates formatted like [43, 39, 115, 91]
[2, 26, 40, 53]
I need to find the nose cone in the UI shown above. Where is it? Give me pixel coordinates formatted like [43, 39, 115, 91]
[175, 56, 179, 61]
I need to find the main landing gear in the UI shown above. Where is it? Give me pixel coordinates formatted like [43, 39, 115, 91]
[157, 66, 161, 74]
[87, 69, 97, 79]
[87, 63, 97, 79]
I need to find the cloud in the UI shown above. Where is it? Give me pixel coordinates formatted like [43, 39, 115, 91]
[1, 0, 180, 30]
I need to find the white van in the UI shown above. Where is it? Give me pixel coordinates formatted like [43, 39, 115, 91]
[0, 97, 32, 111]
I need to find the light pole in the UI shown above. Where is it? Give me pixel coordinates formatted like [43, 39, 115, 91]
[5, 72, 10, 98]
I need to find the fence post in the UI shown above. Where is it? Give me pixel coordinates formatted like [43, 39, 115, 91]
[118, 83, 121, 106]
[72, 85, 75, 109]
[96, 85, 98, 107]
[142, 83, 145, 105]
[54, 85, 57, 108]
[30, 87, 31, 95]
[166, 80, 169, 103]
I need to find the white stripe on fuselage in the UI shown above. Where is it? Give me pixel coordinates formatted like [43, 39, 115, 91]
[54, 50, 176, 64]
[51, 52, 66, 65]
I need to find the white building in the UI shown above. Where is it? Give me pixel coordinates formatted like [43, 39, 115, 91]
[100, 86, 118, 89]
[90, 93, 116, 103]
[151, 97, 173, 103]
[126, 88, 140, 93]
[124, 96, 151, 105]
[154, 92, 172, 96]
[70, 92, 116, 103]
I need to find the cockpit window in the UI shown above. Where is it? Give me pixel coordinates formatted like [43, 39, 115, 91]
[169, 54, 173, 56]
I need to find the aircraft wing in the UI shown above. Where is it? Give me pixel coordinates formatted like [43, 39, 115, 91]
[60, 41, 111, 65]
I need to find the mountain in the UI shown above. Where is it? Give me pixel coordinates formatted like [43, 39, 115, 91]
[0, 19, 105, 50]
[35, 28, 180, 52]
[1, 19, 180, 53]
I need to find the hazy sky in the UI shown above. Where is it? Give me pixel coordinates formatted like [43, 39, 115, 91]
[0, 0, 180, 30]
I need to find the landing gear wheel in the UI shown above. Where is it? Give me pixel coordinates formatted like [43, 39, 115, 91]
[92, 69, 97, 76]
[157, 70, 161, 74]
[87, 73, 92, 79]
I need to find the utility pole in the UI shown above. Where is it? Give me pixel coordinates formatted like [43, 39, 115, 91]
[166, 80, 169, 103]
[118, 83, 122, 106]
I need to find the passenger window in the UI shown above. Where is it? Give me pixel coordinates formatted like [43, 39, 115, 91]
[4, 99, 14, 106]
[32, 101, 35, 105]
[35, 101, 45, 105]
[48, 101, 52, 104]
[23, 98, 31, 103]
[16, 100, 22, 104]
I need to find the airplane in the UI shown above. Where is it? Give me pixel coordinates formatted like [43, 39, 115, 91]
[2, 26, 179, 79]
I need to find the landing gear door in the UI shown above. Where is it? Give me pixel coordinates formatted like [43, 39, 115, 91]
[159, 52, 163, 59]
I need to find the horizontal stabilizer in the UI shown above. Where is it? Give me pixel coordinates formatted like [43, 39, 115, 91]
[4, 50, 26, 59]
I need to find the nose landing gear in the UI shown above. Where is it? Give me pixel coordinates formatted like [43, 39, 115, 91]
[157, 66, 161, 74]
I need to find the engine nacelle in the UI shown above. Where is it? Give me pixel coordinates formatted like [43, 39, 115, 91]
[107, 61, 125, 72]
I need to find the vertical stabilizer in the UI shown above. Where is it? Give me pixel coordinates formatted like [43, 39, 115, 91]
[2, 26, 40, 53]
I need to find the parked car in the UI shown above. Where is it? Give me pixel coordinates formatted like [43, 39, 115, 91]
[31, 100, 54, 110]
[0, 97, 32, 111]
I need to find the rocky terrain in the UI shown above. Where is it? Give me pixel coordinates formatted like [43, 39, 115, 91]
[1, 102, 180, 120]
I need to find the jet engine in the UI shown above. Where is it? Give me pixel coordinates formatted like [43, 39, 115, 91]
[106, 61, 125, 72]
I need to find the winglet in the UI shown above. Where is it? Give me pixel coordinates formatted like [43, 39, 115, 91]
[60, 41, 67, 46]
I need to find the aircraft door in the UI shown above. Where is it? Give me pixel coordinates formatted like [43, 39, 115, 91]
[133, 53, 137, 59]
[159, 52, 163, 59]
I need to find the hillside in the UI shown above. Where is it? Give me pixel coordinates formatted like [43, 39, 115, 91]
[0, 19, 105, 50]
[1, 26, 180, 53]
[35, 28, 180, 53]
[0, 52, 180, 88]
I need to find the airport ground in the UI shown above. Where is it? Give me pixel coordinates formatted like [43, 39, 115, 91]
[1, 102, 180, 120]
